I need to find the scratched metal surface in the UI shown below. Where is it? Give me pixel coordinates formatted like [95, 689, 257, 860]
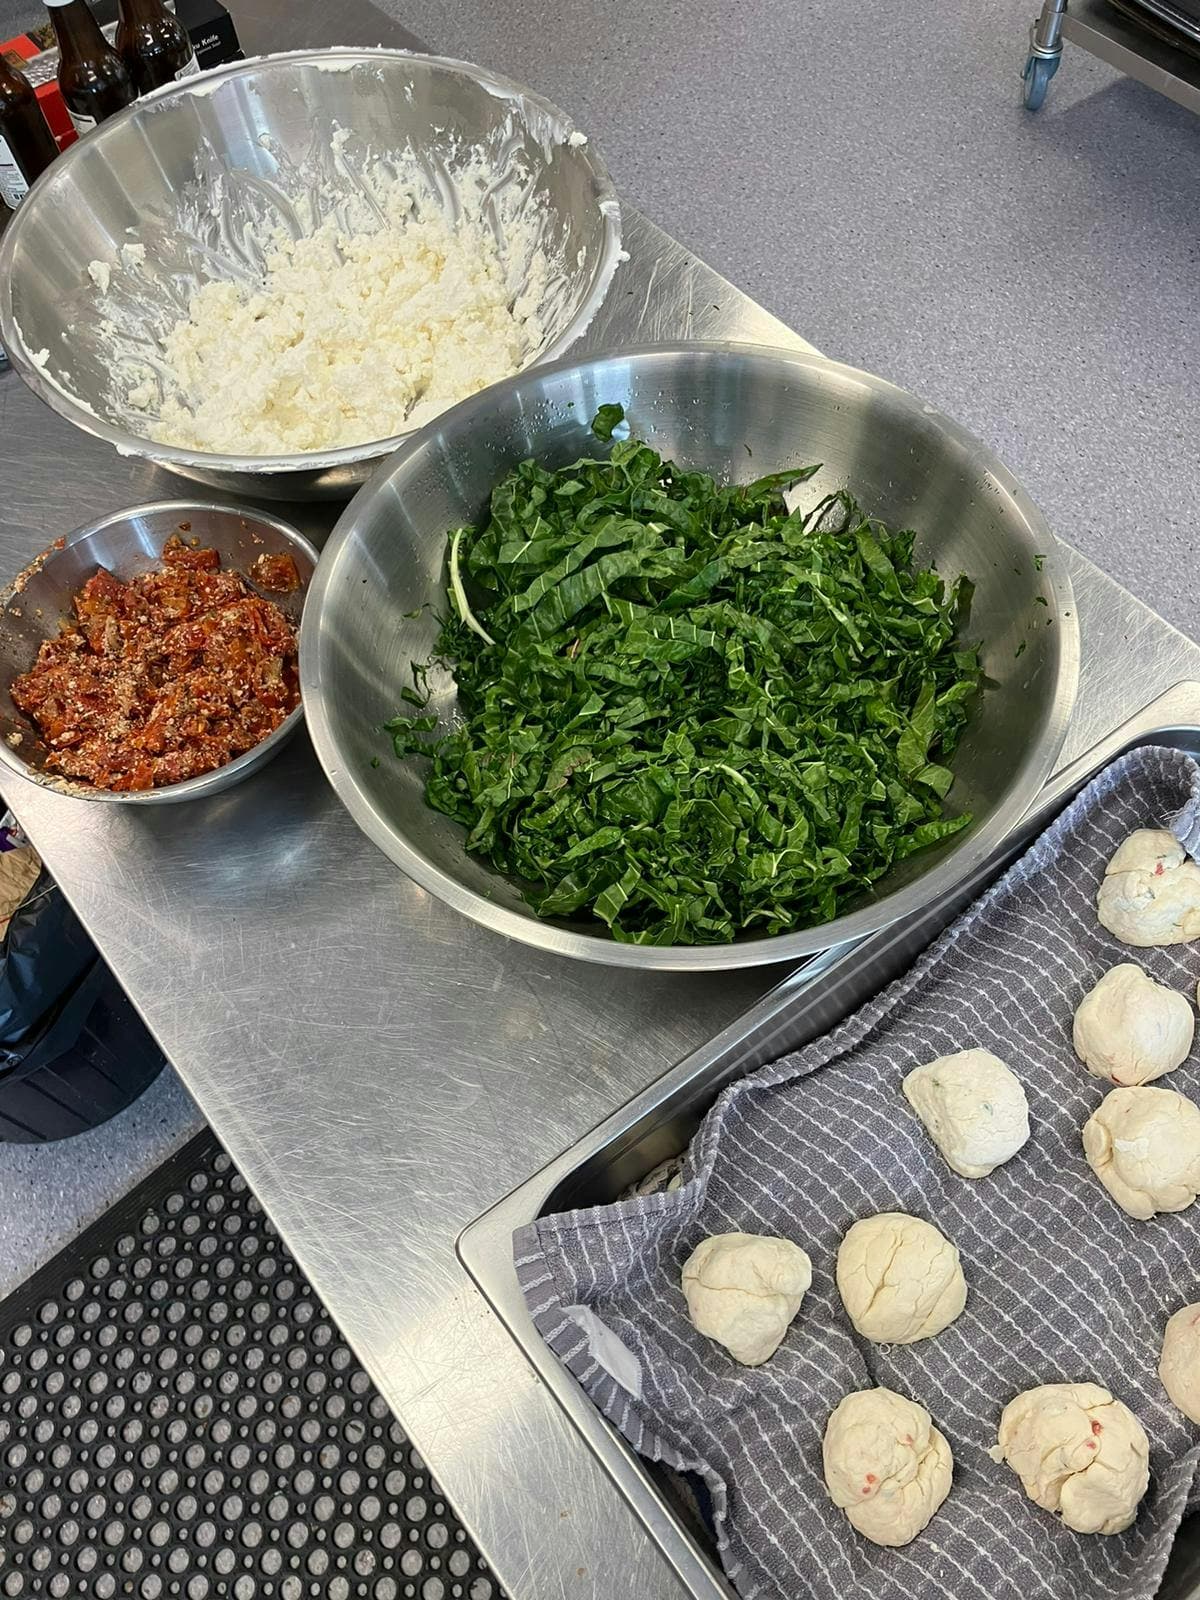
[2, 4, 1200, 1598]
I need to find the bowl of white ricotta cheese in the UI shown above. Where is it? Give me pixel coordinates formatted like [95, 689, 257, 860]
[0, 49, 623, 500]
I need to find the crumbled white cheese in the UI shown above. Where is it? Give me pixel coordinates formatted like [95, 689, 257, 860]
[82, 119, 589, 455]
[88, 261, 112, 294]
[30, 349, 49, 370]
[567, 130, 588, 146]
[126, 377, 157, 410]
[132, 206, 542, 456]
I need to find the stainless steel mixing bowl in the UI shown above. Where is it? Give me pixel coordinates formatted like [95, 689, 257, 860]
[302, 342, 1079, 970]
[0, 501, 317, 804]
[0, 49, 622, 502]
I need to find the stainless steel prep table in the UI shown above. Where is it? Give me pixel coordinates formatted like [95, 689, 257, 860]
[3, 3, 1200, 1596]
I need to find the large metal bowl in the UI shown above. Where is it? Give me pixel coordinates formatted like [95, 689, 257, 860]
[0, 501, 316, 804]
[0, 49, 621, 502]
[302, 342, 1080, 970]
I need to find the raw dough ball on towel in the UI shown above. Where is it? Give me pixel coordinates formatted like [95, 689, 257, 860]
[836, 1213, 966, 1344]
[1159, 1303, 1200, 1424]
[1097, 828, 1200, 946]
[822, 1386, 953, 1547]
[1082, 1085, 1200, 1220]
[991, 1382, 1149, 1535]
[1073, 963, 1194, 1085]
[680, 1233, 812, 1366]
[902, 1049, 1030, 1177]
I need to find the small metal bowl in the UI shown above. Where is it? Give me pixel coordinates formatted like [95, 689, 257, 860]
[0, 501, 316, 804]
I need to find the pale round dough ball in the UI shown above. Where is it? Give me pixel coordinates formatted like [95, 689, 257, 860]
[681, 1233, 813, 1367]
[1082, 1085, 1200, 1220]
[902, 1049, 1030, 1178]
[991, 1382, 1149, 1534]
[1097, 828, 1200, 946]
[1073, 963, 1194, 1086]
[836, 1213, 966, 1344]
[1160, 1303, 1200, 1424]
[823, 1386, 953, 1547]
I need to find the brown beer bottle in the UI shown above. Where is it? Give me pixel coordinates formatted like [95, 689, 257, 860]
[44, 0, 135, 136]
[116, 0, 198, 94]
[0, 54, 59, 210]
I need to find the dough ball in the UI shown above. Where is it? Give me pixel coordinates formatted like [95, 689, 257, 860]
[1073, 963, 1194, 1086]
[1160, 1303, 1200, 1424]
[836, 1213, 966, 1344]
[1097, 828, 1200, 946]
[822, 1386, 953, 1547]
[991, 1382, 1149, 1534]
[902, 1049, 1030, 1178]
[1082, 1085, 1200, 1220]
[681, 1233, 812, 1366]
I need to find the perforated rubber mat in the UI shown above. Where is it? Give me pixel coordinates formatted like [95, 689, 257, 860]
[0, 1131, 503, 1600]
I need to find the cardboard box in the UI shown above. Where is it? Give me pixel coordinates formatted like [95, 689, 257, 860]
[1, 0, 242, 152]
[175, 0, 243, 72]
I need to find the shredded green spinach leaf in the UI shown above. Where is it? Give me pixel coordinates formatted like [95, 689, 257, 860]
[384, 410, 980, 945]
[590, 402, 626, 442]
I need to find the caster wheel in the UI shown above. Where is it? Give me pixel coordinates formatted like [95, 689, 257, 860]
[1022, 52, 1059, 109]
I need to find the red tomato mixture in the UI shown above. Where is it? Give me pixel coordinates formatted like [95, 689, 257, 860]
[11, 538, 301, 792]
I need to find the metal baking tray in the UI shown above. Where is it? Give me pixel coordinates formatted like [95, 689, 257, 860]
[458, 682, 1200, 1600]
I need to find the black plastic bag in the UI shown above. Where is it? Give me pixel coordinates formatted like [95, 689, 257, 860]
[0, 869, 165, 1142]
[0, 870, 95, 1051]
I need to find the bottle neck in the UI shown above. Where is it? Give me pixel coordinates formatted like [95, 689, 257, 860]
[117, 0, 169, 23]
[0, 56, 32, 93]
[46, 2, 111, 61]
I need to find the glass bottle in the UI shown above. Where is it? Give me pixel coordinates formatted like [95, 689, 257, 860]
[44, 0, 135, 136]
[0, 53, 59, 209]
[116, 0, 198, 95]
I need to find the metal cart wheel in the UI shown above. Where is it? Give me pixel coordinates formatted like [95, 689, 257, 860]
[1023, 50, 1060, 106]
[1023, 0, 1068, 108]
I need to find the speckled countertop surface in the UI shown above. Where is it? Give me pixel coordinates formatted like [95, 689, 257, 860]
[0, 0, 1195, 1295]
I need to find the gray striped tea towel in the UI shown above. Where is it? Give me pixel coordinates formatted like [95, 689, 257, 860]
[515, 744, 1200, 1600]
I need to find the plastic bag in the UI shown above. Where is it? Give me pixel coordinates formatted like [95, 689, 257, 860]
[0, 869, 96, 1057]
[0, 865, 165, 1141]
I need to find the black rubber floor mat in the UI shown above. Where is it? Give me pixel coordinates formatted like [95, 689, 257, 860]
[0, 1131, 503, 1600]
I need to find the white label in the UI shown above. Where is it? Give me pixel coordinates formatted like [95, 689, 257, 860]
[0, 137, 30, 210]
[174, 53, 200, 80]
[68, 110, 97, 136]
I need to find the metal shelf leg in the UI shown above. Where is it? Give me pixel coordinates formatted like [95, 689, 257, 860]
[1024, 0, 1068, 107]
